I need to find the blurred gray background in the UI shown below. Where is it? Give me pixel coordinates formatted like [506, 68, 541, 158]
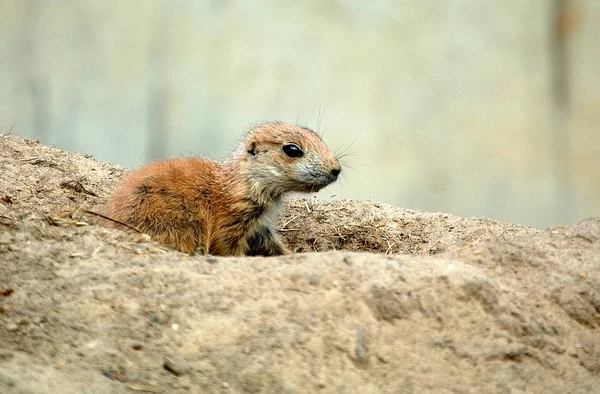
[2, 1, 598, 229]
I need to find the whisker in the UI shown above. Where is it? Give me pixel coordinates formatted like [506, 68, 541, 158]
[295, 104, 304, 125]
[334, 131, 362, 157]
[338, 150, 366, 160]
[316, 103, 327, 138]
[340, 162, 358, 172]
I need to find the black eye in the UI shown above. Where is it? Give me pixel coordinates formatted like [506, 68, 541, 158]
[282, 144, 303, 158]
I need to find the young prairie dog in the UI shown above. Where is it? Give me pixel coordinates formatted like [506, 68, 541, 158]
[104, 121, 341, 256]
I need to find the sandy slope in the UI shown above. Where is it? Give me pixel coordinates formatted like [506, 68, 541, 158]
[0, 135, 598, 393]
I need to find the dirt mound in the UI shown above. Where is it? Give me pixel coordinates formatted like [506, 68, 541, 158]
[1, 134, 598, 393]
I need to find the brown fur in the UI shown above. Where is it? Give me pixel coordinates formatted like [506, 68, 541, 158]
[104, 122, 341, 256]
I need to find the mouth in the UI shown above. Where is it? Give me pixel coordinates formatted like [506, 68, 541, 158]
[296, 173, 338, 193]
[300, 183, 327, 193]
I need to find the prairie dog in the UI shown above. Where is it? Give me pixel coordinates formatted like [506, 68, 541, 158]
[104, 122, 341, 256]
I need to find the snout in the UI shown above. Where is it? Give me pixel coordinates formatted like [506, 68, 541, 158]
[328, 158, 342, 182]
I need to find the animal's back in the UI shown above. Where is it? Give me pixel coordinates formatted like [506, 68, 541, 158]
[104, 158, 223, 254]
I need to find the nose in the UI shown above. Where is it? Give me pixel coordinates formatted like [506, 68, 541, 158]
[331, 167, 341, 177]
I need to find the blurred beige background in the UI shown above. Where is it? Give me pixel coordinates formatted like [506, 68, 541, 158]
[1, 0, 598, 229]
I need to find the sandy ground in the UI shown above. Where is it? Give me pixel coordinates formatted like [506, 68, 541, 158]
[0, 134, 599, 393]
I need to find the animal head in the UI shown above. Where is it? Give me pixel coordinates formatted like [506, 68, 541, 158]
[233, 122, 341, 199]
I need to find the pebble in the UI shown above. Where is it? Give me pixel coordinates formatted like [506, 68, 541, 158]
[0, 349, 13, 359]
[163, 356, 187, 376]
[131, 342, 143, 350]
[86, 340, 99, 349]
[106, 349, 119, 358]
[0, 305, 8, 313]
[5, 322, 18, 332]
[355, 328, 367, 361]
[376, 352, 389, 364]
[282, 379, 298, 393]
[150, 312, 168, 324]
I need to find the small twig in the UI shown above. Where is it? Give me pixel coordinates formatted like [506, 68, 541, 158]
[428, 240, 440, 253]
[78, 209, 143, 234]
[35, 224, 46, 235]
[385, 240, 395, 255]
[60, 180, 97, 197]
[0, 215, 14, 225]
[304, 201, 312, 214]
[311, 239, 319, 252]
[21, 156, 44, 165]
[331, 226, 347, 241]
[92, 246, 102, 257]
[45, 215, 59, 226]
[1, 123, 15, 137]
[280, 214, 299, 229]
[456, 239, 480, 250]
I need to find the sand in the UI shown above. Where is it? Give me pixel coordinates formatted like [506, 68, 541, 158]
[1, 134, 598, 393]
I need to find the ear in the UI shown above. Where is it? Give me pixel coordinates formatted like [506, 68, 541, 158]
[247, 141, 257, 156]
